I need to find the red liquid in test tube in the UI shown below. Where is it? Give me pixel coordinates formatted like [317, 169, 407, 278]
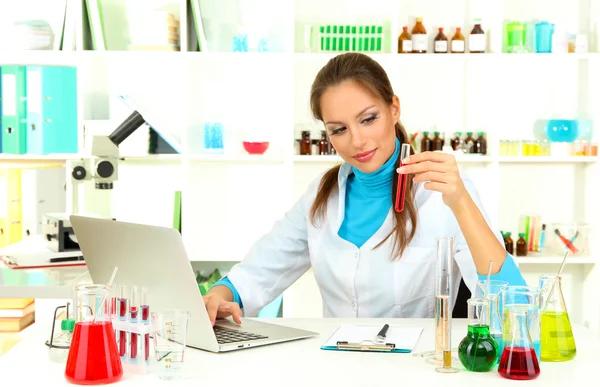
[140, 287, 150, 363]
[395, 143, 412, 212]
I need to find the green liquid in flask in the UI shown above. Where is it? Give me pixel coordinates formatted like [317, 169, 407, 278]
[458, 324, 498, 372]
[541, 311, 576, 362]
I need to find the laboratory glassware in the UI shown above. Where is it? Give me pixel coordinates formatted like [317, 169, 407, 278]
[65, 284, 122, 385]
[141, 287, 151, 364]
[458, 298, 498, 372]
[117, 284, 129, 360]
[503, 286, 542, 362]
[394, 143, 411, 212]
[498, 308, 540, 380]
[477, 279, 508, 362]
[128, 285, 140, 364]
[433, 237, 459, 373]
[540, 275, 576, 361]
[152, 309, 191, 380]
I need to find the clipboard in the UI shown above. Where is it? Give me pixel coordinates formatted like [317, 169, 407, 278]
[320, 325, 423, 353]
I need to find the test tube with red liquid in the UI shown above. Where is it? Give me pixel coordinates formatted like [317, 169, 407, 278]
[118, 284, 128, 360]
[140, 287, 150, 364]
[394, 143, 412, 212]
[128, 285, 140, 363]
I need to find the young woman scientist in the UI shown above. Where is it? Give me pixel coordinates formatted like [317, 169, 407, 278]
[203, 52, 526, 325]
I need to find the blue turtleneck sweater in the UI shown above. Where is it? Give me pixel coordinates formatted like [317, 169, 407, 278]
[212, 138, 525, 308]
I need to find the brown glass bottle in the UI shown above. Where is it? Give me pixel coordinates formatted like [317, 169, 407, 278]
[432, 131, 444, 151]
[451, 132, 462, 151]
[475, 131, 487, 154]
[411, 17, 427, 53]
[504, 232, 514, 255]
[398, 26, 412, 53]
[434, 27, 448, 53]
[465, 132, 476, 153]
[516, 233, 527, 256]
[300, 130, 312, 155]
[451, 27, 465, 53]
[469, 18, 486, 53]
[421, 131, 432, 152]
[319, 131, 329, 155]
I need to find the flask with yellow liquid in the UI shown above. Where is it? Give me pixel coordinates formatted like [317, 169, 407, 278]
[539, 275, 576, 361]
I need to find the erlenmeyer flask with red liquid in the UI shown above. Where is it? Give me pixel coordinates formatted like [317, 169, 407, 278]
[65, 284, 123, 385]
[498, 308, 540, 380]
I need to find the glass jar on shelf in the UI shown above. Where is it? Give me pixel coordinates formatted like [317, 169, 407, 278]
[531, 140, 542, 156]
[300, 131, 312, 155]
[499, 140, 508, 156]
[541, 139, 551, 156]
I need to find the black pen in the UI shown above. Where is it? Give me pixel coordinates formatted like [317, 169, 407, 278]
[376, 324, 389, 343]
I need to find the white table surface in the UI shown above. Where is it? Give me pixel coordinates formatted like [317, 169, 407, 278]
[0, 318, 596, 386]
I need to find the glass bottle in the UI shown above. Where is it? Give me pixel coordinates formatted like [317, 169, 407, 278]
[434, 27, 448, 53]
[498, 308, 540, 380]
[469, 18, 486, 53]
[451, 27, 465, 53]
[65, 284, 123, 385]
[451, 132, 462, 151]
[539, 275, 576, 362]
[477, 280, 508, 363]
[420, 131, 432, 152]
[504, 232, 514, 255]
[432, 131, 444, 151]
[300, 130, 312, 155]
[516, 233, 527, 256]
[398, 26, 412, 53]
[411, 17, 427, 53]
[458, 298, 498, 372]
[503, 286, 542, 362]
[475, 131, 487, 154]
[49, 318, 75, 363]
[319, 131, 329, 155]
[464, 132, 475, 153]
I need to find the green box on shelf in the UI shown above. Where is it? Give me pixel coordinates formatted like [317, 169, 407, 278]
[317, 23, 384, 53]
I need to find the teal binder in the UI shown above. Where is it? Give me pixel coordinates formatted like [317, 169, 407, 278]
[320, 325, 423, 353]
[26, 65, 78, 155]
[1, 65, 27, 154]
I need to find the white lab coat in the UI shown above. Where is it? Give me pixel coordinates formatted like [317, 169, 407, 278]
[227, 162, 502, 318]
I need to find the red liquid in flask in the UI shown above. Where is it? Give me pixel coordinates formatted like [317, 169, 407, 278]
[498, 347, 540, 380]
[65, 321, 123, 385]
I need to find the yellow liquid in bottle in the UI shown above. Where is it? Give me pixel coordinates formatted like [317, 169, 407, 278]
[541, 311, 576, 362]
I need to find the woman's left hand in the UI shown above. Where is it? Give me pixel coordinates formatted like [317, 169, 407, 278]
[396, 151, 468, 209]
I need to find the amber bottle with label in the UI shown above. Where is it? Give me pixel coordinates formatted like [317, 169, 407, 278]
[421, 131, 432, 152]
[516, 233, 527, 256]
[469, 18, 486, 53]
[411, 17, 427, 53]
[475, 131, 487, 154]
[433, 132, 444, 151]
[504, 232, 514, 255]
[451, 132, 462, 150]
[398, 26, 412, 53]
[465, 132, 476, 153]
[300, 131, 312, 155]
[319, 131, 329, 155]
[451, 27, 465, 53]
[434, 28, 448, 53]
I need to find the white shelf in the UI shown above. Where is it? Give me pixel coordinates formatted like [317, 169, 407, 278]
[498, 156, 598, 164]
[293, 155, 342, 162]
[514, 256, 597, 265]
[186, 154, 284, 162]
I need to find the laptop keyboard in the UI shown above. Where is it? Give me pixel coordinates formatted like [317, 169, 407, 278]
[213, 325, 269, 344]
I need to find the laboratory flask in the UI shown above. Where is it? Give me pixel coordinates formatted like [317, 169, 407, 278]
[476, 279, 508, 362]
[498, 308, 540, 380]
[65, 284, 123, 385]
[503, 286, 542, 362]
[458, 298, 498, 372]
[153, 309, 191, 380]
[539, 275, 576, 361]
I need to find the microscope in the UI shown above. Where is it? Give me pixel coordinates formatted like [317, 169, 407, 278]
[43, 111, 147, 253]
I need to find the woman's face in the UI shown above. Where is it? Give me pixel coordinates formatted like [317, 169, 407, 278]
[320, 80, 400, 173]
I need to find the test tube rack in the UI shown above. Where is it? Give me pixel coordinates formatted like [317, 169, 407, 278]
[112, 319, 156, 374]
[318, 24, 384, 52]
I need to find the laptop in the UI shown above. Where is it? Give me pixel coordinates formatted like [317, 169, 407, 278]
[69, 215, 319, 352]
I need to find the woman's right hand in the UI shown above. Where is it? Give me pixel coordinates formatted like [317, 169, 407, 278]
[202, 291, 243, 326]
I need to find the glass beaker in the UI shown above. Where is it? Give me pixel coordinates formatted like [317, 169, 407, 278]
[535, 21, 554, 53]
[476, 280, 508, 362]
[65, 284, 123, 385]
[458, 298, 498, 372]
[498, 308, 540, 380]
[503, 286, 542, 362]
[539, 275, 576, 362]
[152, 310, 191, 381]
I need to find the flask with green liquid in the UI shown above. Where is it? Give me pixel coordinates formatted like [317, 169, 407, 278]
[458, 298, 498, 372]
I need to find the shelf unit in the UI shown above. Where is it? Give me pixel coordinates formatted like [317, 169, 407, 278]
[1, 0, 599, 332]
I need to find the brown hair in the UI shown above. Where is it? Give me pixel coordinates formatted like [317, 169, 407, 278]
[308, 52, 418, 259]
